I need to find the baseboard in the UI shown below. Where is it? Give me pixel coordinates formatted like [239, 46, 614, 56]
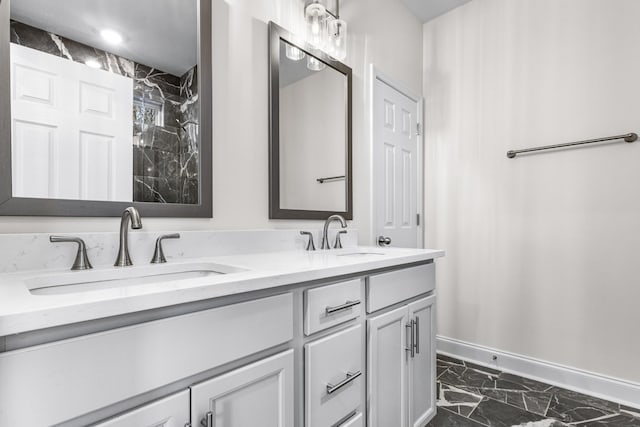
[437, 335, 640, 411]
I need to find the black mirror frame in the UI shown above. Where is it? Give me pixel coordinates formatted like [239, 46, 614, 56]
[0, 0, 212, 218]
[268, 21, 353, 220]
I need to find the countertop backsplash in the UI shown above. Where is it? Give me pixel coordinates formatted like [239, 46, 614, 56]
[0, 229, 358, 274]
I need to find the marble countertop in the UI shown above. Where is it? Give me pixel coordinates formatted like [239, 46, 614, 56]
[0, 246, 444, 336]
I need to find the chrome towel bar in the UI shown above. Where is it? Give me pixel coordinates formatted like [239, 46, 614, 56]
[317, 175, 346, 183]
[507, 132, 637, 158]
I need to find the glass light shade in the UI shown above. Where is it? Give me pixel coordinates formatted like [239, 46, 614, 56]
[305, 2, 327, 49]
[307, 56, 326, 71]
[328, 18, 347, 60]
[285, 44, 306, 61]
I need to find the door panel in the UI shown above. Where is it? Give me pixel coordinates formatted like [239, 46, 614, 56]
[190, 350, 294, 427]
[10, 43, 133, 201]
[408, 296, 437, 427]
[367, 306, 409, 427]
[373, 77, 420, 248]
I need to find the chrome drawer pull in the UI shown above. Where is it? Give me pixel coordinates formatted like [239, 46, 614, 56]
[414, 317, 420, 354]
[201, 411, 213, 427]
[325, 300, 361, 315]
[326, 370, 362, 394]
[331, 410, 358, 427]
[405, 322, 415, 358]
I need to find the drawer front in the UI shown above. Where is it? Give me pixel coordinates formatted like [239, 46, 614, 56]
[0, 293, 293, 427]
[304, 279, 362, 335]
[305, 324, 363, 427]
[367, 263, 435, 313]
[93, 390, 190, 427]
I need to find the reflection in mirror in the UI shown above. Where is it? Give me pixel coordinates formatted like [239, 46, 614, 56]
[9, 0, 199, 204]
[278, 40, 346, 212]
[269, 22, 352, 220]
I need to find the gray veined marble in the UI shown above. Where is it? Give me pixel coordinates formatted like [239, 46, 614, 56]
[430, 354, 640, 427]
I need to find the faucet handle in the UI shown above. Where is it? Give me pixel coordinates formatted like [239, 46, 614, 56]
[50, 236, 93, 271]
[151, 233, 181, 264]
[333, 230, 347, 249]
[300, 231, 316, 251]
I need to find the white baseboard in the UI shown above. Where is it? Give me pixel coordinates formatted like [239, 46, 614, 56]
[437, 335, 640, 411]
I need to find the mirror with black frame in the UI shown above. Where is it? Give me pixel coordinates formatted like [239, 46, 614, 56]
[0, 0, 212, 217]
[268, 22, 352, 220]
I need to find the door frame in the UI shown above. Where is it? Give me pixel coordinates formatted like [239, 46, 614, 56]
[369, 65, 425, 248]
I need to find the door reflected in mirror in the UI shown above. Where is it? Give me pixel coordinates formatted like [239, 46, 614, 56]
[9, 0, 200, 204]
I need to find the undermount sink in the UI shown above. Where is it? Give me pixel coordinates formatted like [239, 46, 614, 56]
[337, 251, 386, 257]
[25, 262, 246, 296]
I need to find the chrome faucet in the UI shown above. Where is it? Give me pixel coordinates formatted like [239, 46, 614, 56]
[321, 214, 347, 250]
[114, 207, 143, 267]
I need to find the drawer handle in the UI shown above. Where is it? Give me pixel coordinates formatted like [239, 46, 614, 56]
[331, 410, 358, 427]
[406, 322, 415, 358]
[201, 411, 213, 427]
[326, 370, 362, 394]
[414, 317, 420, 354]
[326, 300, 361, 314]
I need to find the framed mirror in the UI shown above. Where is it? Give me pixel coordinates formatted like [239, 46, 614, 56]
[0, 0, 212, 217]
[268, 22, 352, 220]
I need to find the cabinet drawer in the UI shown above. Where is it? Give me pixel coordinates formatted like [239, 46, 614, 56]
[93, 390, 189, 427]
[0, 293, 293, 427]
[304, 279, 362, 335]
[367, 263, 435, 313]
[305, 324, 362, 427]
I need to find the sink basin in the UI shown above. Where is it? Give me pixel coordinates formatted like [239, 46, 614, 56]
[337, 252, 386, 257]
[25, 262, 246, 296]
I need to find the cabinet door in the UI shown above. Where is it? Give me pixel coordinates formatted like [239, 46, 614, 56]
[367, 305, 409, 427]
[190, 350, 294, 427]
[408, 296, 437, 427]
[93, 390, 189, 427]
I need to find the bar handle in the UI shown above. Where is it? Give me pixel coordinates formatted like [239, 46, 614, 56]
[414, 317, 420, 354]
[200, 411, 213, 427]
[325, 300, 361, 315]
[331, 410, 358, 427]
[406, 321, 415, 358]
[326, 371, 362, 395]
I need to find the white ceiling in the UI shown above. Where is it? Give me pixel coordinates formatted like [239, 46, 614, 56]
[11, 0, 197, 76]
[401, 0, 472, 22]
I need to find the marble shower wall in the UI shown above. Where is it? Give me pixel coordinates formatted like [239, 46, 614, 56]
[10, 20, 199, 204]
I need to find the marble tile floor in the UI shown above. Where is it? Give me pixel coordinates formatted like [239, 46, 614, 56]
[428, 354, 640, 427]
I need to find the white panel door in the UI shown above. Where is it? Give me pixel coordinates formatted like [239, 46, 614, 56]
[10, 43, 133, 201]
[190, 350, 294, 427]
[407, 296, 437, 427]
[367, 306, 409, 427]
[373, 77, 420, 248]
[94, 390, 190, 427]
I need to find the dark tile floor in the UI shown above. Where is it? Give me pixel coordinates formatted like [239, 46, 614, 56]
[428, 354, 640, 427]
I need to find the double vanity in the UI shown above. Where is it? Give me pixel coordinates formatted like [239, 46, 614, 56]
[0, 229, 443, 427]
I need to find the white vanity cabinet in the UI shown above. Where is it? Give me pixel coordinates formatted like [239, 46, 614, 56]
[366, 264, 437, 427]
[191, 350, 294, 427]
[0, 256, 440, 427]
